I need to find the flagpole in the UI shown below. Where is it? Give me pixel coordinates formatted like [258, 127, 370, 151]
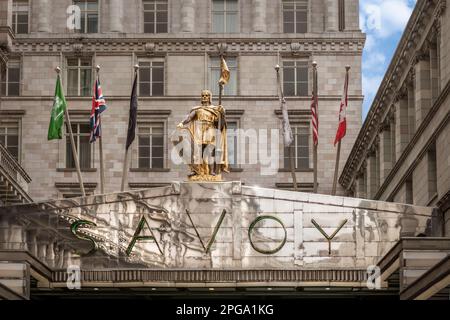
[332, 140, 341, 196]
[56, 67, 86, 197]
[332, 65, 350, 196]
[275, 62, 298, 192]
[96, 65, 105, 194]
[312, 61, 318, 194]
[121, 64, 139, 192]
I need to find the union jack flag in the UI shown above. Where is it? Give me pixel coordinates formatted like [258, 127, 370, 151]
[90, 77, 107, 143]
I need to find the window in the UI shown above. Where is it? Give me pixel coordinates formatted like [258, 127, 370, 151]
[227, 121, 238, 168]
[212, 0, 238, 33]
[1, 59, 20, 96]
[66, 123, 92, 169]
[139, 61, 165, 96]
[283, 61, 308, 96]
[284, 123, 310, 170]
[67, 58, 92, 96]
[0, 121, 19, 161]
[74, 0, 98, 33]
[137, 122, 165, 169]
[338, 0, 345, 31]
[209, 57, 237, 96]
[143, 0, 168, 33]
[282, 0, 307, 33]
[12, 0, 29, 34]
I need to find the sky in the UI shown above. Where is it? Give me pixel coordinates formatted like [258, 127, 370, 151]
[360, 0, 417, 119]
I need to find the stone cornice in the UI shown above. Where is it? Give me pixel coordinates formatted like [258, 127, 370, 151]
[9, 36, 365, 55]
[339, 0, 444, 190]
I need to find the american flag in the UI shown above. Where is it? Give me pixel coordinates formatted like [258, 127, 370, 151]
[90, 77, 107, 143]
[334, 68, 350, 146]
[311, 91, 319, 146]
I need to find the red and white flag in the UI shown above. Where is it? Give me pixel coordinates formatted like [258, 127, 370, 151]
[334, 68, 349, 146]
[311, 90, 319, 146]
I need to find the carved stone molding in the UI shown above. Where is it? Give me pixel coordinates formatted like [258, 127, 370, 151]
[436, 0, 447, 17]
[380, 118, 391, 132]
[10, 39, 365, 55]
[290, 42, 301, 55]
[144, 42, 156, 55]
[217, 42, 228, 55]
[72, 43, 83, 55]
[412, 50, 429, 65]
[394, 90, 407, 103]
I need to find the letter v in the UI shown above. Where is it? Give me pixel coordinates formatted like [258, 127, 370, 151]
[185, 209, 227, 253]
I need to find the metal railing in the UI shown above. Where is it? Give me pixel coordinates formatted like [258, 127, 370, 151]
[0, 143, 32, 192]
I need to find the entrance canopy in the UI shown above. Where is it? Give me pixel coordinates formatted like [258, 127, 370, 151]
[0, 182, 437, 299]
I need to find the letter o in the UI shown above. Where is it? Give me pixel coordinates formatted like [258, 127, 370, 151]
[248, 216, 287, 254]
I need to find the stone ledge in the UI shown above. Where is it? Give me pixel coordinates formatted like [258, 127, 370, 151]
[51, 269, 369, 284]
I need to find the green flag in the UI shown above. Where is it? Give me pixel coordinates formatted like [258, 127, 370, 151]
[48, 75, 67, 140]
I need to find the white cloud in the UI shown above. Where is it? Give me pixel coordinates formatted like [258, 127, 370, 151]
[363, 52, 386, 72]
[360, 0, 414, 38]
[360, 0, 416, 119]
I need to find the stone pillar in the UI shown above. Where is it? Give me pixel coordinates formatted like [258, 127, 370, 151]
[325, 0, 339, 31]
[181, 0, 195, 32]
[407, 77, 416, 139]
[394, 92, 409, 159]
[37, 0, 50, 32]
[366, 147, 378, 199]
[356, 163, 367, 199]
[344, 0, 360, 31]
[428, 39, 439, 103]
[0, 0, 13, 50]
[109, 0, 123, 32]
[379, 121, 392, 183]
[252, 0, 266, 32]
[414, 51, 431, 128]
[0, 0, 12, 27]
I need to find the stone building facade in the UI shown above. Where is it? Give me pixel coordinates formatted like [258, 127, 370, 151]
[340, 0, 450, 236]
[0, 0, 364, 201]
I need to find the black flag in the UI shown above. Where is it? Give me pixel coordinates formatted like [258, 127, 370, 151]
[126, 72, 138, 150]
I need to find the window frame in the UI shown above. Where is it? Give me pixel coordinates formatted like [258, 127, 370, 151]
[208, 56, 238, 96]
[211, 0, 239, 33]
[284, 122, 311, 171]
[66, 57, 93, 97]
[226, 119, 240, 169]
[1, 58, 21, 97]
[65, 122, 95, 169]
[282, 0, 308, 34]
[73, 0, 99, 34]
[0, 119, 21, 163]
[138, 59, 166, 97]
[142, 0, 169, 34]
[12, 0, 29, 34]
[282, 60, 309, 97]
[135, 121, 167, 170]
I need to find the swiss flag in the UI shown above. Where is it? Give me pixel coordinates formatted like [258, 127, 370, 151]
[334, 68, 350, 146]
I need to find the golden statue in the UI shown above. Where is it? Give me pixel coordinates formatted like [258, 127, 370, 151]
[177, 90, 229, 181]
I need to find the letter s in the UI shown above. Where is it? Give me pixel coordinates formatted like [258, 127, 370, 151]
[71, 220, 98, 256]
